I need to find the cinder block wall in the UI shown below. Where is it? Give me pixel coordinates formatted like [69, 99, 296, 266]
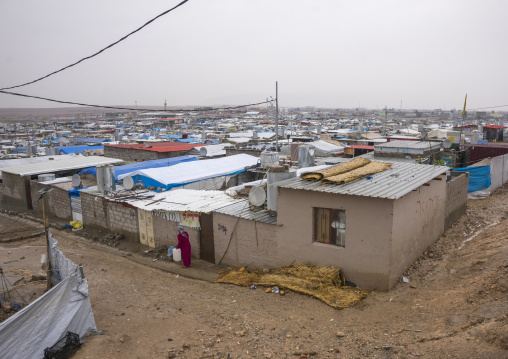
[30, 181, 72, 222]
[445, 172, 469, 230]
[107, 201, 139, 241]
[152, 215, 200, 258]
[81, 192, 139, 241]
[81, 192, 108, 230]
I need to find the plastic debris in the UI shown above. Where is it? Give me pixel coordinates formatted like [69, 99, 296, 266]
[249, 285, 256, 290]
[402, 276, 409, 283]
[271, 286, 279, 294]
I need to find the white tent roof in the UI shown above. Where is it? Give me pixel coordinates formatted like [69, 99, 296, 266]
[118, 154, 259, 186]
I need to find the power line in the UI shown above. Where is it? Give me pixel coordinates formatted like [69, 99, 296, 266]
[0, 0, 190, 91]
[468, 104, 508, 111]
[0, 89, 274, 112]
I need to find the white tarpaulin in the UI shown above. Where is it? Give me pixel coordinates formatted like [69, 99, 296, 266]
[309, 140, 345, 155]
[118, 154, 259, 190]
[0, 231, 96, 359]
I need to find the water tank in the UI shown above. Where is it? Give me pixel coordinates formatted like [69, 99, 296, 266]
[96, 165, 116, 193]
[267, 168, 297, 211]
[252, 132, 259, 140]
[290, 142, 302, 161]
[260, 150, 279, 168]
[298, 145, 315, 168]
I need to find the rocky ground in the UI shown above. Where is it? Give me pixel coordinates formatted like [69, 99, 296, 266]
[1, 185, 507, 358]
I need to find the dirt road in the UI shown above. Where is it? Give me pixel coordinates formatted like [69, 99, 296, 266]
[1, 185, 507, 358]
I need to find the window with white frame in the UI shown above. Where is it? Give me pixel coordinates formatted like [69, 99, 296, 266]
[314, 208, 346, 247]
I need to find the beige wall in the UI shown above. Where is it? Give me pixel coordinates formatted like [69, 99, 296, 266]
[445, 172, 468, 230]
[213, 213, 279, 268]
[2, 173, 30, 211]
[389, 174, 447, 287]
[152, 215, 200, 258]
[277, 188, 394, 291]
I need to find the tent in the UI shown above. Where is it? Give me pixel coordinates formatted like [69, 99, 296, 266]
[78, 155, 198, 180]
[118, 154, 258, 191]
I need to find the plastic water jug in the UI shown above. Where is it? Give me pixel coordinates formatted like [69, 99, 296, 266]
[173, 248, 182, 262]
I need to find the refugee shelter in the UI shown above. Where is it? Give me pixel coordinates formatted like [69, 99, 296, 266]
[212, 161, 468, 291]
[103, 142, 204, 162]
[118, 154, 259, 191]
[1, 156, 122, 211]
[78, 155, 198, 180]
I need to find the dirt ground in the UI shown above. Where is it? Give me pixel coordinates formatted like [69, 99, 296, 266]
[1, 185, 508, 358]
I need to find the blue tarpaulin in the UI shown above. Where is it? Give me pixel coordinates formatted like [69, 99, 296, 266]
[75, 138, 110, 144]
[175, 138, 201, 143]
[78, 155, 198, 180]
[57, 145, 104, 154]
[453, 165, 491, 192]
[68, 187, 87, 198]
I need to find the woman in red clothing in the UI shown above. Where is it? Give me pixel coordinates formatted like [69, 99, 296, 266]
[176, 226, 191, 267]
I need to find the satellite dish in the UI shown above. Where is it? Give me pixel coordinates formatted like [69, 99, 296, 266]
[248, 187, 266, 207]
[123, 176, 134, 190]
[443, 139, 452, 149]
[309, 148, 315, 157]
[71, 174, 82, 188]
[355, 132, 362, 140]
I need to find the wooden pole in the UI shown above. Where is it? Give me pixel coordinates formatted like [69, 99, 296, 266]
[41, 196, 52, 290]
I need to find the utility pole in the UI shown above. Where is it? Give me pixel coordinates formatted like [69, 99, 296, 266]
[275, 81, 279, 152]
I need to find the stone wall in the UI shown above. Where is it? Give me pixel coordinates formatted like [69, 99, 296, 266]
[445, 172, 469, 230]
[104, 146, 188, 162]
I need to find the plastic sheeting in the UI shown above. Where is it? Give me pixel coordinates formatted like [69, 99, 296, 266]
[118, 154, 259, 191]
[57, 145, 104, 154]
[78, 155, 198, 179]
[466, 155, 508, 199]
[0, 231, 96, 359]
[310, 140, 345, 155]
[453, 165, 491, 192]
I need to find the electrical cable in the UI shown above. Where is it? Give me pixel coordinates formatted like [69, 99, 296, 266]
[0, 89, 274, 113]
[468, 104, 508, 111]
[0, 0, 190, 91]
[217, 172, 267, 265]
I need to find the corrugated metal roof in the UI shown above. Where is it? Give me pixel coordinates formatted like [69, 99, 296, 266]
[375, 141, 441, 149]
[124, 189, 244, 213]
[278, 162, 448, 200]
[1, 156, 123, 176]
[214, 200, 277, 224]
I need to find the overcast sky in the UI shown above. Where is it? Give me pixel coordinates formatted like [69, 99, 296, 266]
[0, 0, 507, 110]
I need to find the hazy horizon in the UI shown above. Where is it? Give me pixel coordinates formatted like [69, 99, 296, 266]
[1, 1, 507, 111]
